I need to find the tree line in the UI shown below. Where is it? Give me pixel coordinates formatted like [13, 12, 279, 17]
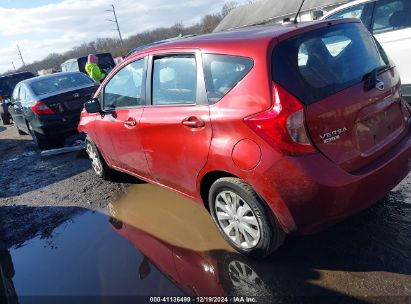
[3, 1, 238, 76]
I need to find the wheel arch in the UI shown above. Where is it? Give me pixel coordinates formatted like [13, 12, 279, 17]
[199, 170, 236, 212]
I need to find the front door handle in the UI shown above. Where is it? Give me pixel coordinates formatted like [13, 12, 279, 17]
[182, 116, 205, 128]
[124, 117, 137, 127]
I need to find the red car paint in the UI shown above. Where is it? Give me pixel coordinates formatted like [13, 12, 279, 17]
[79, 19, 411, 234]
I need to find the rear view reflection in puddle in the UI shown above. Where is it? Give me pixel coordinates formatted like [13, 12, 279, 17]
[106, 183, 411, 300]
[3, 183, 410, 301]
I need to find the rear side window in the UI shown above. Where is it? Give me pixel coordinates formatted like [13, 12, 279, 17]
[327, 4, 366, 21]
[272, 23, 388, 105]
[372, 0, 411, 34]
[202, 54, 253, 104]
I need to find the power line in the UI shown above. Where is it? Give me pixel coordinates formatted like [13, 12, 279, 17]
[17, 45, 26, 67]
[105, 4, 124, 48]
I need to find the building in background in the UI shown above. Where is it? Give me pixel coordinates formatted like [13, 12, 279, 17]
[214, 0, 353, 32]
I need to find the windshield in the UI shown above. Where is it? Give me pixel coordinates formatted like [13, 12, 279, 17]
[30, 73, 94, 96]
[272, 23, 388, 105]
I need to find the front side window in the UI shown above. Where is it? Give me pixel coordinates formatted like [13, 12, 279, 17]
[372, 0, 411, 34]
[104, 59, 145, 109]
[202, 54, 253, 103]
[152, 55, 197, 105]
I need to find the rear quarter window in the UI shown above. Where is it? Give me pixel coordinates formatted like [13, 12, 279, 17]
[272, 23, 388, 105]
[202, 54, 253, 104]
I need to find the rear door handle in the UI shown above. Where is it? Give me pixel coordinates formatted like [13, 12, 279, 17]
[124, 117, 137, 127]
[182, 116, 205, 128]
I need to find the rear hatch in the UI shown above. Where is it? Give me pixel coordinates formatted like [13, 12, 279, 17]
[272, 21, 410, 172]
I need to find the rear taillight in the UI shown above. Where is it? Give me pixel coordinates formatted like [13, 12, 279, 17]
[32, 101, 55, 115]
[0, 96, 3, 104]
[244, 83, 315, 155]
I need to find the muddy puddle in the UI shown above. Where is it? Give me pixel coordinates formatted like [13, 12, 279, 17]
[1, 183, 411, 303]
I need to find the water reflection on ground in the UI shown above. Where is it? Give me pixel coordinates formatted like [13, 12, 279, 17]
[2, 183, 411, 303]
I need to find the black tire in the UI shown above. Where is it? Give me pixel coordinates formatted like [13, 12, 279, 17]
[27, 122, 49, 149]
[208, 177, 285, 259]
[1, 113, 11, 125]
[85, 137, 113, 180]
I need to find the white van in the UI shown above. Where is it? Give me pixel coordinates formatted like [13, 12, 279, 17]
[323, 0, 411, 103]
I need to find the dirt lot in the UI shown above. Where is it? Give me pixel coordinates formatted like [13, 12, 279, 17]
[0, 125, 128, 248]
[1, 123, 411, 301]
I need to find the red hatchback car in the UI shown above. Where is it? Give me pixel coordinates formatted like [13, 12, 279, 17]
[79, 19, 411, 258]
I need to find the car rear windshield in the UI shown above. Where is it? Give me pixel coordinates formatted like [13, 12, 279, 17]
[202, 54, 253, 104]
[31, 73, 94, 96]
[272, 23, 388, 105]
[0, 72, 34, 97]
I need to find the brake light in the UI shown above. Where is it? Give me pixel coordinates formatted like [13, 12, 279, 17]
[244, 83, 315, 155]
[0, 96, 3, 104]
[32, 101, 55, 115]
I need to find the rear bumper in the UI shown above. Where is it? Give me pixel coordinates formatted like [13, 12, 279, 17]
[256, 131, 411, 234]
[31, 117, 80, 139]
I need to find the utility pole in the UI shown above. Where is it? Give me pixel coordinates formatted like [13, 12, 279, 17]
[17, 45, 26, 67]
[11, 61, 16, 71]
[105, 4, 124, 48]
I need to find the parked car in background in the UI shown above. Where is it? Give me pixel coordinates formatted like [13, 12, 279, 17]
[79, 19, 411, 258]
[323, 0, 411, 103]
[61, 53, 115, 76]
[9, 72, 98, 149]
[0, 71, 35, 125]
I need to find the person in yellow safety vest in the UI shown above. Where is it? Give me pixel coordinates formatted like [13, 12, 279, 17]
[85, 54, 106, 83]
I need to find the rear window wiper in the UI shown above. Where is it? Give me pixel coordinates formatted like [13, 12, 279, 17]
[363, 64, 391, 91]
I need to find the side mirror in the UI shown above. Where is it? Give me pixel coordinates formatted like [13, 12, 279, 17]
[312, 10, 324, 20]
[84, 98, 101, 114]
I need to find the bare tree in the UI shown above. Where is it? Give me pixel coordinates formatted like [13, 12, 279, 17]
[221, 1, 238, 17]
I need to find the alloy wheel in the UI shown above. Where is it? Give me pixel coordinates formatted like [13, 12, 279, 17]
[215, 190, 261, 249]
[86, 142, 102, 176]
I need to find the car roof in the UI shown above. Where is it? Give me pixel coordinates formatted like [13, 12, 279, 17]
[0, 71, 34, 79]
[127, 19, 360, 59]
[22, 71, 86, 85]
[322, 0, 374, 19]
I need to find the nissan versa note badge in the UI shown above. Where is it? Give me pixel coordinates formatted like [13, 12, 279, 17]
[78, 18, 411, 258]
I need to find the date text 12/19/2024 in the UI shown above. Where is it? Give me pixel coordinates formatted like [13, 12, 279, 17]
[149, 297, 257, 303]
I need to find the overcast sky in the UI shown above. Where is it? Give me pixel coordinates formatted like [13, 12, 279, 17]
[0, 0, 248, 74]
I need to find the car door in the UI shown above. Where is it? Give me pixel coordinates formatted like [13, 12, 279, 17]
[140, 51, 212, 197]
[370, 0, 411, 87]
[95, 57, 151, 178]
[9, 84, 25, 130]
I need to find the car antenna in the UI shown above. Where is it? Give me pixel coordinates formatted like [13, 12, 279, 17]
[293, 0, 306, 24]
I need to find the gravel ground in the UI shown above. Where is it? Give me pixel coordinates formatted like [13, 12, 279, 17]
[0, 124, 127, 249]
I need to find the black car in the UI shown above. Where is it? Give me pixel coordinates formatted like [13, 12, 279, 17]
[9, 72, 98, 149]
[0, 71, 35, 125]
